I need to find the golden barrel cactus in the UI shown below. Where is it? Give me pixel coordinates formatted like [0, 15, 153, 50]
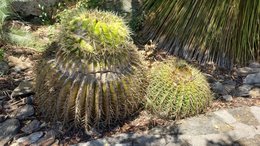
[35, 9, 146, 131]
[146, 59, 212, 119]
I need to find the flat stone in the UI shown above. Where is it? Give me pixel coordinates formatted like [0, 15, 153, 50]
[145, 138, 168, 146]
[0, 114, 7, 123]
[133, 135, 161, 146]
[181, 134, 236, 146]
[249, 62, 260, 68]
[228, 107, 259, 126]
[222, 95, 233, 102]
[107, 133, 136, 144]
[204, 73, 217, 83]
[25, 96, 34, 105]
[214, 110, 237, 124]
[0, 61, 9, 75]
[250, 106, 260, 122]
[21, 119, 41, 134]
[15, 105, 35, 120]
[228, 122, 259, 139]
[234, 85, 253, 97]
[243, 72, 260, 85]
[31, 130, 56, 146]
[239, 134, 260, 146]
[178, 114, 233, 135]
[73, 139, 111, 146]
[8, 56, 32, 72]
[211, 82, 227, 95]
[0, 95, 6, 100]
[222, 80, 236, 94]
[114, 143, 132, 146]
[0, 100, 3, 111]
[224, 84, 236, 95]
[0, 119, 20, 145]
[237, 67, 260, 76]
[249, 88, 260, 98]
[11, 80, 34, 97]
[15, 131, 43, 145]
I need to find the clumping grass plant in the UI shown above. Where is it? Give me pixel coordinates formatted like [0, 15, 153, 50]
[140, 0, 260, 67]
[146, 59, 212, 119]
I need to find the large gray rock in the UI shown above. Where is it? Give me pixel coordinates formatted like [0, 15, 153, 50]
[31, 130, 57, 146]
[0, 119, 20, 145]
[74, 139, 110, 146]
[211, 81, 235, 95]
[13, 131, 43, 145]
[237, 67, 260, 76]
[15, 105, 35, 120]
[234, 85, 253, 97]
[21, 119, 41, 134]
[249, 62, 260, 68]
[11, 0, 139, 18]
[211, 82, 226, 95]
[243, 72, 260, 85]
[11, 80, 34, 97]
[223, 80, 236, 95]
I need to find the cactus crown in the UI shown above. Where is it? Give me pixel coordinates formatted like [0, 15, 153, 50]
[60, 9, 131, 56]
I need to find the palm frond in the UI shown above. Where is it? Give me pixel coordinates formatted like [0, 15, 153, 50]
[140, 0, 260, 68]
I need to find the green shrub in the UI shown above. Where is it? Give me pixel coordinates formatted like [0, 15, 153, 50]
[0, 0, 12, 38]
[146, 59, 212, 119]
[5, 25, 55, 52]
[35, 9, 146, 131]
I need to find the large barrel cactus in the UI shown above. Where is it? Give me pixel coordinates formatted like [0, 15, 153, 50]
[146, 59, 212, 119]
[35, 9, 146, 131]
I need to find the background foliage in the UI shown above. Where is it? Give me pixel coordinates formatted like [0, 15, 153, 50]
[0, 0, 12, 39]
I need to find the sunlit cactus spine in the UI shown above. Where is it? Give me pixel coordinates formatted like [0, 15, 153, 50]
[35, 9, 146, 131]
[146, 59, 212, 119]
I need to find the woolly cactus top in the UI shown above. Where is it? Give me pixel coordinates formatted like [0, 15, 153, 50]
[60, 9, 131, 56]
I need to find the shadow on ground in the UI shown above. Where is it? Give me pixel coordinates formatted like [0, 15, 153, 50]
[109, 124, 244, 146]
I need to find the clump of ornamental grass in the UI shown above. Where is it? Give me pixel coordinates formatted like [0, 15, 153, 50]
[35, 9, 146, 132]
[146, 59, 212, 119]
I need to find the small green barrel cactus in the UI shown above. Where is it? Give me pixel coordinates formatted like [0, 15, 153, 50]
[146, 59, 212, 119]
[35, 9, 146, 131]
